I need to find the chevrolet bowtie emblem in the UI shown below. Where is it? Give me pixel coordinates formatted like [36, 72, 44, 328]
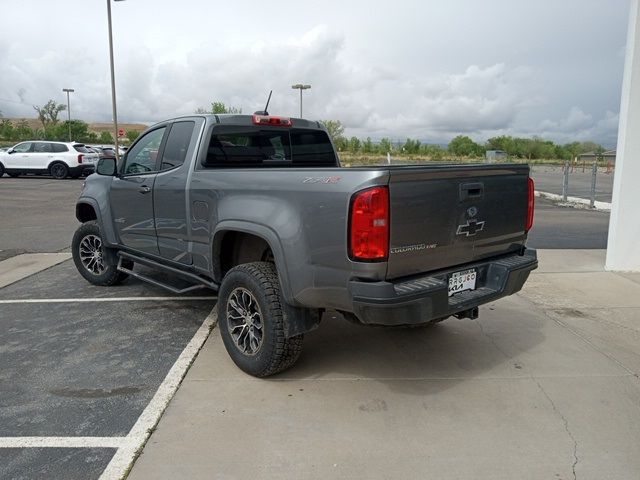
[456, 219, 485, 236]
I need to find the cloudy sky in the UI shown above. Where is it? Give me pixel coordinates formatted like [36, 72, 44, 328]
[0, 0, 631, 146]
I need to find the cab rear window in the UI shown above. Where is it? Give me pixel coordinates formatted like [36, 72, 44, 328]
[202, 127, 336, 168]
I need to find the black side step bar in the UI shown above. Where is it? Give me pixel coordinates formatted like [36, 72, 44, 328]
[117, 251, 219, 294]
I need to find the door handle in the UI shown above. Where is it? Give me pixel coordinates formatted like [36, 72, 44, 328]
[139, 185, 151, 194]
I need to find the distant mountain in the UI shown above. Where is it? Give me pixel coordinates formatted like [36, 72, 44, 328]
[5, 118, 148, 133]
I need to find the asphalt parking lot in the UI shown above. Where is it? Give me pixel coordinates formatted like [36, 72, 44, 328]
[0, 174, 622, 479]
[0, 258, 216, 479]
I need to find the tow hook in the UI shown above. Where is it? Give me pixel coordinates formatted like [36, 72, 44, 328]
[454, 307, 479, 320]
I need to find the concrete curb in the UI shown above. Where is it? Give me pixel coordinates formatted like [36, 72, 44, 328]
[0, 253, 72, 289]
[535, 190, 612, 212]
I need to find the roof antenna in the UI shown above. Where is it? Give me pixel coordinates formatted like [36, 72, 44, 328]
[254, 90, 272, 116]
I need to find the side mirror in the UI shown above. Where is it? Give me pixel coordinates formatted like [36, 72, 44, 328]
[7, 149, 15, 154]
[96, 157, 118, 176]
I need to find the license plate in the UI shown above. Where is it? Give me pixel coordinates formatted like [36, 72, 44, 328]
[448, 269, 477, 297]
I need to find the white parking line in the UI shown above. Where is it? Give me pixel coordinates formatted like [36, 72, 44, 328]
[0, 437, 126, 448]
[0, 296, 217, 304]
[99, 308, 217, 480]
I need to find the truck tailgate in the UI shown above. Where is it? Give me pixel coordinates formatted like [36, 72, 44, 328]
[386, 164, 530, 280]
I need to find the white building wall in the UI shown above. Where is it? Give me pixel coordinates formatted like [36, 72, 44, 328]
[606, 0, 640, 272]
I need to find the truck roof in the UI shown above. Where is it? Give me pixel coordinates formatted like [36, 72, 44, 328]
[153, 114, 326, 131]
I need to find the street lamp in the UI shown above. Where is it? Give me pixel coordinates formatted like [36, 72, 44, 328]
[291, 84, 311, 118]
[62, 88, 74, 141]
[107, 0, 125, 161]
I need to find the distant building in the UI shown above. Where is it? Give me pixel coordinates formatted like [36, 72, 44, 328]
[485, 150, 508, 162]
[577, 150, 616, 164]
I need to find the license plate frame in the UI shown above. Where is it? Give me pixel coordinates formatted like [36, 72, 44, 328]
[448, 268, 477, 297]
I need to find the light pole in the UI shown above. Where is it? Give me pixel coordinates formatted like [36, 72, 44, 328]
[291, 84, 311, 118]
[62, 88, 74, 141]
[107, 0, 125, 161]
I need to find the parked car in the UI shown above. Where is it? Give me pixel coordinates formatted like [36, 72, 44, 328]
[0, 141, 99, 179]
[72, 113, 537, 376]
[87, 146, 117, 159]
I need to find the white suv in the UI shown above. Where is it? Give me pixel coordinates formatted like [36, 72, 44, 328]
[0, 141, 100, 179]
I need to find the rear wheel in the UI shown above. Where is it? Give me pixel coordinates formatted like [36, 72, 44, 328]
[218, 262, 303, 377]
[50, 162, 68, 179]
[72, 221, 131, 286]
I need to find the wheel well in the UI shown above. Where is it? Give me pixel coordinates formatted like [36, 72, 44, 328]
[48, 160, 67, 171]
[215, 231, 274, 280]
[76, 203, 97, 223]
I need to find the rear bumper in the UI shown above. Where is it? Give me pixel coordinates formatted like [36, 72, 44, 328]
[349, 248, 537, 325]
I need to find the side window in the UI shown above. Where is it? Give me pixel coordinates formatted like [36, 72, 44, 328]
[161, 121, 195, 170]
[203, 127, 291, 168]
[52, 143, 68, 153]
[122, 127, 166, 175]
[290, 130, 336, 165]
[13, 142, 33, 153]
[34, 143, 52, 153]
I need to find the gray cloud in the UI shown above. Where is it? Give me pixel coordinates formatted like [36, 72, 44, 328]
[0, 0, 629, 147]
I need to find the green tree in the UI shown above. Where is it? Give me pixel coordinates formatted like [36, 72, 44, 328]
[33, 99, 66, 133]
[379, 138, 392, 154]
[99, 131, 114, 144]
[362, 137, 374, 153]
[0, 119, 14, 140]
[322, 120, 345, 142]
[348, 136, 361, 153]
[53, 120, 90, 142]
[195, 101, 242, 114]
[563, 142, 582, 160]
[486, 135, 515, 155]
[402, 138, 421, 154]
[448, 135, 480, 156]
[579, 141, 603, 154]
[14, 120, 34, 141]
[126, 130, 140, 143]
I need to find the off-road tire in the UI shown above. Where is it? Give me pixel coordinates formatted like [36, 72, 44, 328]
[72, 221, 131, 286]
[50, 162, 68, 180]
[218, 262, 304, 377]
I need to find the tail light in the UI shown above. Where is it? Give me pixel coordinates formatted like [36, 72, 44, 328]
[526, 177, 535, 232]
[349, 186, 389, 261]
[252, 114, 292, 126]
[77, 154, 84, 164]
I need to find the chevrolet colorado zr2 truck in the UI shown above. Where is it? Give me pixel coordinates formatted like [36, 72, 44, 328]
[71, 114, 537, 377]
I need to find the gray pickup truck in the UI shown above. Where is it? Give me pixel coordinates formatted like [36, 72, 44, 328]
[72, 114, 537, 377]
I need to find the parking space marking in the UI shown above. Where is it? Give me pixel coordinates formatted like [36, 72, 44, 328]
[0, 437, 126, 449]
[100, 308, 217, 479]
[0, 296, 217, 305]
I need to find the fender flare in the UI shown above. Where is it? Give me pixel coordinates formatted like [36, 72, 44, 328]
[212, 220, 297, 306]
[75, 197, 118, 247]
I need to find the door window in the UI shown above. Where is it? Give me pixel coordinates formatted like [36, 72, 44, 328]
[33, 142, 52, 153]
[122, 127, 166, 175]
[161, 121, 195, 170]
[51, 143, 68, 153]
[12, 142, 33, 153]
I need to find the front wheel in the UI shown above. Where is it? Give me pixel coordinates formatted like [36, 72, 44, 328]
[218, 262, 304, 377]
[72, 221, 130, 286]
